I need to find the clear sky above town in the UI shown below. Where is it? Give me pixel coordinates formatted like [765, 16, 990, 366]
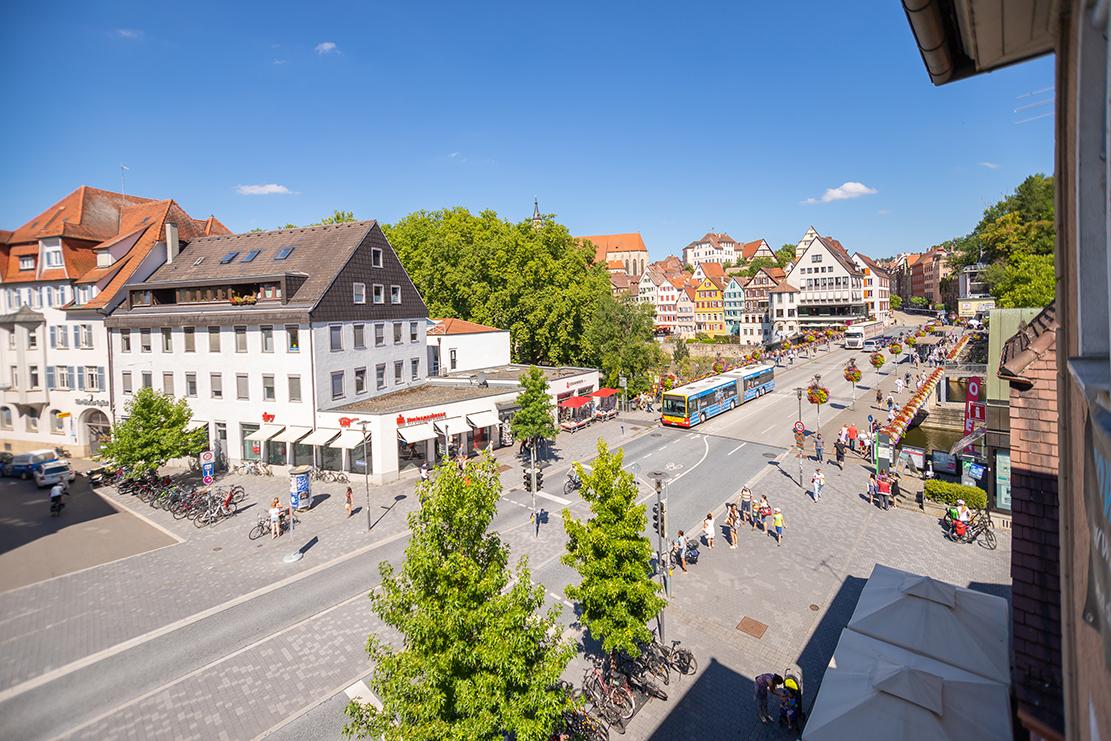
[1, 1, 1053, 260]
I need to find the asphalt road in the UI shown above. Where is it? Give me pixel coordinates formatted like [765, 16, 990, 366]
[0, 330, 926, 739]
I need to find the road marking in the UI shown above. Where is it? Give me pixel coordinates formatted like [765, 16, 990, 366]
[343, 680, 379, 706]
[57, 588, 372, 739]
[728, 443, 747, 455]
[536, 490, 571, 506]
[760, 423, 776, 434]
[656, 445, 668, 453]
[0, 527, 412, 705]
[548, 591, 563, 602]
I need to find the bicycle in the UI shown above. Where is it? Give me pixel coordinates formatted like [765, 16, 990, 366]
[582, 657, 634, 721]
[947, 510, 997, 550]
[248, 510, 299, 540]
[613, 652, 668, 701]
[644, 635, 697, 677]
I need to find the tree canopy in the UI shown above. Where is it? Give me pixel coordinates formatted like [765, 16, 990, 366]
[562, 441, 666, 658]
[775, 243, 797, 267]
[318, 210, 357, 225]
[509, 366, 557, 443]
[385, 208, 610, 367]
[100, 387, 208, 474]
[741, 256, 778, 277]
[345, 455, 574, 740]
[585, 295, 665, 396]
[889, 294, 902, 310]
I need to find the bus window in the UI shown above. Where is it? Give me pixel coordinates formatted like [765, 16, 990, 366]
[662, 395, 686, 417]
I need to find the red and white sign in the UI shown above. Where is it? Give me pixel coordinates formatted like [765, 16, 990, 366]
[339, 416, 360, 428]
[793, 420, 805, 433]
[963, 377, 982, 452]
[203, 475, 214, 486]
[199, 450, 215, 465]
[395, 411, 447, 427]
[261, 412, 275, 423]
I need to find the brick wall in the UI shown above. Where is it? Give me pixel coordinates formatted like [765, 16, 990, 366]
[1008, 351, 1064, 736]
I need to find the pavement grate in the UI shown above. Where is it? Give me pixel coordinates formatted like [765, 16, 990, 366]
[736, 616, 768, 639]
[809, 604, 819, 611]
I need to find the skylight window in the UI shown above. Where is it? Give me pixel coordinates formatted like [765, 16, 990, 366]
[241, 250, 261, 263]
[219, 251, 240, 264]
[192, 257, 205, 267]
[275, 246, 294, 260]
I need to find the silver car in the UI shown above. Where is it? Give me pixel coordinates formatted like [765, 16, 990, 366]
[35, 461, 77, 489]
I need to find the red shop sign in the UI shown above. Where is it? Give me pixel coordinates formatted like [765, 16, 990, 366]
[396, 411, 447, 427]
[339, 416, 361, 428]
[261, 412, 275, 423]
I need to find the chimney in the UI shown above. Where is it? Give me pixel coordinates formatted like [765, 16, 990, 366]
[165, 222, 179, 263]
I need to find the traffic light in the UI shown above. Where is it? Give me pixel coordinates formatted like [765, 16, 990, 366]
[535, 468, 543, 491]
[523, 467, 543, 491]
[660, 501, 669, 537]
[652, 503, 661, 533]
[523, 470, 531, 490]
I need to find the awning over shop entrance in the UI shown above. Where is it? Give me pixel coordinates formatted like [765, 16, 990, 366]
[329, 429, 368, 449]
[435, 417, 470, 437]
[398, 423, 438, 444]
[466, 410, 499, 429]
[300, 428, 340, 446]
[559, 396, 592, 409]
[591, 388, 619, 398]
[245, 424, 284, 442]
[272, 426, 312, 444]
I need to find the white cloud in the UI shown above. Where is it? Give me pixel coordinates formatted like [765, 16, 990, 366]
[448, 152, 468, 163]
[978, 161, 1000, 169]
[877, 208, 891, 215]
[272, 59, 287, 65]
[236, 184, 292, 196]
[314, 41, 339, 55]
[802, 181, 879, 205]
[114, 28, 143, 40]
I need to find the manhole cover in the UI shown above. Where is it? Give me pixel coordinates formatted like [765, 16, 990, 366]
[212, 547, 222, 552]
[736, 616, 768, 639]
[809, 604, 820, 611]
[762, 453, 777, 459]
[650, 433, 663, 438]
[498, 465, 511, 473]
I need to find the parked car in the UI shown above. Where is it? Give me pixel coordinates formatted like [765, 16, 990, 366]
[35, 460, 76, 488]
[4, 449, 59, 479]
[862, 339, 880, 352]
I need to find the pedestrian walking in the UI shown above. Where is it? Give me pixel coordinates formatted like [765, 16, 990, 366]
[725, 502, 739, 549]
[702, 512, 715, 549]
[875, 388, 883, 406]
[834, 439, 846, 469]
[877, 474, 892, 510]
[890, 473, 902, 508]
[675, 530, 688, 572]
[344, 486, 353, 518]
[811, 469, 825, 501]
[754, 673, 784, 723]
[895, 378, 904, 395]
[772, 508, 785, 545]
[814, 433, 824, 463]
[757, 495, 771, 531]
[419, 461, 430, 482]
[838, 425, 849, 447]
[847, 423, 859, 452]
[740, 486, 755, 529]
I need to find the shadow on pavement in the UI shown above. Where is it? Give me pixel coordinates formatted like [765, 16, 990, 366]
[648, 658, 759, 739]
[794, 575, 867, 720]
[0, 476, 117, 556]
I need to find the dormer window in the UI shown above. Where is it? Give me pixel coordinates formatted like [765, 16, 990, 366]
[18, 256, 34, 271]
[96, 252, 114, 268]
[44, 249, 63, 268]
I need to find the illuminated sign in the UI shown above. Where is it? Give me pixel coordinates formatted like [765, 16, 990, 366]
[395, 411, 447, 427]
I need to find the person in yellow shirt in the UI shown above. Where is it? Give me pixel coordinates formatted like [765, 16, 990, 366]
[771, 508, 785, 546]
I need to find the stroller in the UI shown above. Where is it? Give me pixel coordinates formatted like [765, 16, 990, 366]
[778, 666, 804, 734]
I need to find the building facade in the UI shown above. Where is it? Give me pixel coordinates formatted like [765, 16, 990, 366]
[579, 233, 648, 278]
[853, 253, 892, 324]
[682, 232, 739, 267]
[693, 276, 725, 336]
[673, 284, 696, 338]
[723, 276, 745, 336]
[427, 319, 511, 375]
[768, 282, 801, 340]
[783, 226, 867, 329]
[739, 268, 779, 344]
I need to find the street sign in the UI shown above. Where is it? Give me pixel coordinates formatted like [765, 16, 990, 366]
[200, 450, 215, 464]
[793, 421, 805, 433]
[58, 412, 71, 419]
[203, 475, 214, 485]
[619, 376, 627, 388]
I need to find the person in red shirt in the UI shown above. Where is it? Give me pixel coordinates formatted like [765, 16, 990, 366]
[847, 423, 859, 453]
[877, 474, 893, 511]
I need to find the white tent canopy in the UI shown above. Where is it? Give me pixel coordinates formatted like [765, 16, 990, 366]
[272, 426, 311, 444]
[466, 410, 499, 429]
[397, 423, 437, 444]
[846, 564, 1010, 683]
[434, 417, 470, 437]
[802, 630, 1012, 741]
[244, 424, 284, 442]
[329, 429, 368, 449]
[300, 428, 340, 446]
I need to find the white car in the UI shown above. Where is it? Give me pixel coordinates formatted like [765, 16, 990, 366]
[35, 461, 76, 489]
[862, 339, 880, 352]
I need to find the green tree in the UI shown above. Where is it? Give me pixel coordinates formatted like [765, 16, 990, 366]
[562, 441, 666, 658]
[509, 366, 557, 446]
[100, 387, 207, 474]
[319, 210, 356, 225]
[983, 253, 1056, 308]
[742, 256, 777, 277]
[889, 294, 903, 310]
[671, 340, 689, 366]
[775, 243, 797, 266]
[585, 294, 665, 395]
[344, 455, 575, 740]
[910, 296, 928, 308]
[385, 208, 610, 366]
[949, 174, 1055, 269]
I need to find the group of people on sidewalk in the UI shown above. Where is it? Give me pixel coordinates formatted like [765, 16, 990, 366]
[674, 486, 786, 572]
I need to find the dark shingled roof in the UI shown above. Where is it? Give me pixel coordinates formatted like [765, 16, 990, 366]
[998, 301, 1057, 387]
[143, 220, 377, 309]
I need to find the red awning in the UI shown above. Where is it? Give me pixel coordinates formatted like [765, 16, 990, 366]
[591, 388, 620, 398]
[559, 396, 593, 409]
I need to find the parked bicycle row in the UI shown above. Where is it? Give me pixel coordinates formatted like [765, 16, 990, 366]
[552, 635, 697, 739]
[101, 469, 247, 528]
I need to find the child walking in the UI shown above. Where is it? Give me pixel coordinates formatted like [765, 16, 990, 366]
[772, 508, 786, 546]
[702, 512, 715, 549]
[345, 486, 353, 518]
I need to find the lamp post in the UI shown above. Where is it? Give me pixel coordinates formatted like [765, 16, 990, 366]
[361, 420, 371, 532]
[794, 387, 805, 488]
[813, 374, 823, 432]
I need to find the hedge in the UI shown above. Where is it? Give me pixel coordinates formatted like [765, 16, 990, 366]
[923, 479, 987, 510]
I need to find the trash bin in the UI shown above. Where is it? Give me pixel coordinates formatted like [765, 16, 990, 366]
[289, 465, 312, 511]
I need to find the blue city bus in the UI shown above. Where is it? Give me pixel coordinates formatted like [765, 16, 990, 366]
[661, 363, 775, 428]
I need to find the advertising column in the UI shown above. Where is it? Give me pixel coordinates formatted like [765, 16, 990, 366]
[963, 376, 985, 453]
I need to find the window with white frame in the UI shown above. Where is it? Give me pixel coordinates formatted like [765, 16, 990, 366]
[372, 284, 384, 304]
[410, 321, 418, 342]
[119, 329, 131, 352]
[185, 372, 197, 397]
[375, 363, 386, 389]
[288, 375, 301, 402]
[18, 255, 34, 271]
[121, 371, 132, 395]
[393, 322, 402, 344]
[140, 329, 152, 352]
[0, 406, 11, 429]
[354, 367, 367, 394]
[236, 374, 249, 400]
[394, 360, 403, 384]
[353, 282, 366, 304]
[142, 371, 152, 389]
[354, 324, 365, 349]
[329, 325, 343, 351]
[262, 374, 275, 401]
[411, 358, 419, 380]
[44, 247, 63, 268]
[210, 373, 222, 399]
[390, 285, 401, 304]
[374, 323, 384, 347]
[27, 327, 37, 349]
[261, 326, 273, 353]
[331, 371, 345, 400]
[85, 366, 102, 391]
[371, 247, 383, 267]
[161, 328, 172, 352]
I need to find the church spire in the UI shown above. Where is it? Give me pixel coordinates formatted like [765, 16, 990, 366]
[531, 197, 542, 229]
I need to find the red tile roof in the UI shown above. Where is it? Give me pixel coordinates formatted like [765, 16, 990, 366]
[428, 318, 505, 335]
[698, 261, 726, 279]
[741, 239, 772, 260]
[6, 186, 153, 245]
[577, 233, 648, 263]
[687, 232, 738, 250]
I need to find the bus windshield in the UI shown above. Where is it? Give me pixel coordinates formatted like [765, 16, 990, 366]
[662, 395, 686, 417]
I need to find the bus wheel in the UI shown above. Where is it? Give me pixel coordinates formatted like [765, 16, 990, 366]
[729, 400, 735, 411]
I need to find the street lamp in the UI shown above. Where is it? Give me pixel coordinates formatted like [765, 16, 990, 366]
[812, 374, 823, 432]
[361, 420, 371, 532]
[794, 387, 805, 488]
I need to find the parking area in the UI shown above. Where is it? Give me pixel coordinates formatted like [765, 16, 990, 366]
[0, 473, 179, 592]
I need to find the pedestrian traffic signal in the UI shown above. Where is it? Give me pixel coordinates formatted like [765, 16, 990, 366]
[652, 503, 661, 534]
[535, 469, 543, 490]
[523, 470, 531, 490]
[659, 501, 668, 537]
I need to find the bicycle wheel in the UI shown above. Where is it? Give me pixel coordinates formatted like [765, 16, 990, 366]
[669, 648, 697, 676]
[979, 528, 998, 550]
[248, 520, 266, 540]
[607, 685, 635, 720]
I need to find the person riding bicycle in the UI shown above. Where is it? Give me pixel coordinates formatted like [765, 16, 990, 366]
[49, 481, 66, 516]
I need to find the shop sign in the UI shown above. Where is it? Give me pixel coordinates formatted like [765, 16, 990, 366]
[963, 377, 983, 452]
[75, 395, 109, 408]
[396, 411, 446, 427]
[339, 416, 361, 428]
[262, 412, 275, 423]
[1083, 407, 1111, 670]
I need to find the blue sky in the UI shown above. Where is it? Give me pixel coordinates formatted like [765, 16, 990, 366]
[1, 1, 1054, 260]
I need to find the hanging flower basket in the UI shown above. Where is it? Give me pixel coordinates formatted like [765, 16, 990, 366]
[906, 336, 918, 347]
[751, 350, 762, 361]
[888, 342, 903, 355]
[712, 361, 723, 373]
[782, 340, 792, 350]
[807, 384, 830, 405]
[870, 352, 886, 369]
[804, 333, 817, 343]
[843, 366, 862, 384]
